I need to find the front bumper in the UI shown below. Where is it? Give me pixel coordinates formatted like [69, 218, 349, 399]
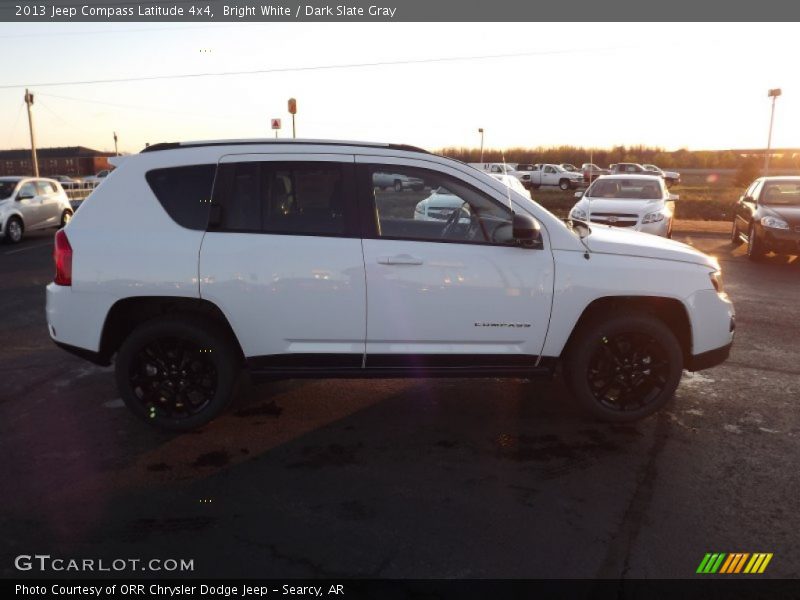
[761, 225, 800, 254]
[686, 341, 732, 371]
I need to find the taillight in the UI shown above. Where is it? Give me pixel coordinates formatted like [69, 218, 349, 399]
[54, 230, 73, 286]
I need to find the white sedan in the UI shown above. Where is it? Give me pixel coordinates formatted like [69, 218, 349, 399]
[569, 174, 678, 238]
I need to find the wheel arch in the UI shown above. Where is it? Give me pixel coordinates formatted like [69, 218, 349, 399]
[562, 295, 692, 363]
[98, 296, 244, 365]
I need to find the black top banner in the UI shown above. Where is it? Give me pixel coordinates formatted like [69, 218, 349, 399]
[1, 0, 800, 22]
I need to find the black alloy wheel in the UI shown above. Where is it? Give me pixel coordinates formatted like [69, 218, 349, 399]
[586, 332, 670, 413]
[116, 315, 240, 430]
[129, 337, 218, 420]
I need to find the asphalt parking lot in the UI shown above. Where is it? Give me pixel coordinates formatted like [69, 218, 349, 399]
[1, 229, 798, 579]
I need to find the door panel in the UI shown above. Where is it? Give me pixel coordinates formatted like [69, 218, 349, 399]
[36, 181, 61, 226]
[199, 154, 366, 361]
[16, 182, 43, 229]
[356, 156, 554, 363]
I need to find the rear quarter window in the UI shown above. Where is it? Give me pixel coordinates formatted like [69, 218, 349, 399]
[145, 164, 216, 230]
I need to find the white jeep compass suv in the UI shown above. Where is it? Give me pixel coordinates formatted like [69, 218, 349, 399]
[46, 140, 734, 430]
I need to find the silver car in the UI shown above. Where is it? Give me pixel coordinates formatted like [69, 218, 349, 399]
[0, 177, 74, 244]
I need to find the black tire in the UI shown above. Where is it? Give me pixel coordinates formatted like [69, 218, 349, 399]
[4, 216, 23, 244]
[60, 209, 73, 228]
[746, 224, 766, 261]
[531, 183, 540, 190]
[115, 315, 241, 431]
[393, 180, 403, 192]
[559, 179, 570, 191]
[563, 311, 683, 422]
[730, 219, 743, 246]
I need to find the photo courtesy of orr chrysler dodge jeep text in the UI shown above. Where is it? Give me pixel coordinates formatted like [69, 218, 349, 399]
[46, 140, 735, 430]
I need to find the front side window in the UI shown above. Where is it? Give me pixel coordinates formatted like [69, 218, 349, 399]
[212, 161, 349, 236]
[17, 182, 36, 198]
[368, 166, 514, 245]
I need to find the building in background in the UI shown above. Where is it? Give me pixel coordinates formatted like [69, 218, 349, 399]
[0, 146, 116, 177]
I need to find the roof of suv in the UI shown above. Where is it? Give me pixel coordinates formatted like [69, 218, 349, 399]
[140, 139, 430, 154]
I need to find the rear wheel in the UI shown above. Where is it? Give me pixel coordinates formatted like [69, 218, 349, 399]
[563, 311, 683, 422]
[746, 224, 766, 261]
[60, 209, 73, 228]
[394, 180, 403, 192]
[559, 179, 571, 191]
[4, 217, 23, 244]
[115, 315, 241, 431]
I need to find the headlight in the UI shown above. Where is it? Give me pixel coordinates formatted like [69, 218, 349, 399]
[414, 204, 425, 214]
[642, 211, 665, 223]
[709, 270, 724, 293]
[571, 208, 587, 220]
[761, 216, 789, 230]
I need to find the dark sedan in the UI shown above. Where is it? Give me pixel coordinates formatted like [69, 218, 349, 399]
[731, 176, 800, 260]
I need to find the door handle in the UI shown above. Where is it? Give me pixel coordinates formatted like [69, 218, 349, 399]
[377, 254, 423, 265]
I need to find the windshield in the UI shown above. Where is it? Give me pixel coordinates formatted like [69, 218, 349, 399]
[761, 182, 800, 206]
[588, 179, 662, 200]
[0, 181, 17, 199]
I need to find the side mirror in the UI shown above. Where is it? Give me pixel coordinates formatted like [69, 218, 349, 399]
[574, 191, 583, 199]
[668, 193, 679, 201]
[512, 213, 543, 249]
[743, 195, 755, 204]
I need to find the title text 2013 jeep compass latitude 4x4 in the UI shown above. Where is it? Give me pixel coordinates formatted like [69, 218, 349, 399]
[46, 140, 734, 430]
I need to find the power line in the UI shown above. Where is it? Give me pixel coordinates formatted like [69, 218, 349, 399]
[0, 45, 636, 90]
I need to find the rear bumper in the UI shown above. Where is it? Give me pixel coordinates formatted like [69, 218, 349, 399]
[686, 341, 731, 371]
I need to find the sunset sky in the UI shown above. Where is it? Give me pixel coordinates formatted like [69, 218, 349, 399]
[0, 22, 798, 154]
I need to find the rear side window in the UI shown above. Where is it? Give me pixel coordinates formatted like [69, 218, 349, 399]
[145, 164, 216, 230]
[36, 181, 57, 194]
[212, 161, 350, 236]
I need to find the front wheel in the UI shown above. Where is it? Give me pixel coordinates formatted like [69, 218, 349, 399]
[4, 217, 23, 244]
[746, 224, 766, 261]
[563, 311, 683, 422]
[559, 179, 571, 191]
[115, 315, 241, 431]
[394, 180, 403, 192]
[730, 219, 743, 246]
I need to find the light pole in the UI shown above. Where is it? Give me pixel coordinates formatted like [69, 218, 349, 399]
[113, 131, 119, 156]
[764, 88, 781, 176]
[478, 128, 484, 163]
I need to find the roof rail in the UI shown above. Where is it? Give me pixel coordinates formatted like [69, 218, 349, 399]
[140, 139, 429, 154]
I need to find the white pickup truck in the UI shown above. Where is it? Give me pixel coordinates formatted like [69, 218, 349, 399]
[516, 163, 585, 191]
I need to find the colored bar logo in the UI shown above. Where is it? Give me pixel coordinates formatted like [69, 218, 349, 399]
[696, 553, 773, 574]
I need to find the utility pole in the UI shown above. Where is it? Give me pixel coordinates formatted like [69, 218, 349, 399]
[478, 128, 484, 163]
[24, 89, 39, 177]
[764, 88, 782, 176]
[113, 131, 119, 156]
